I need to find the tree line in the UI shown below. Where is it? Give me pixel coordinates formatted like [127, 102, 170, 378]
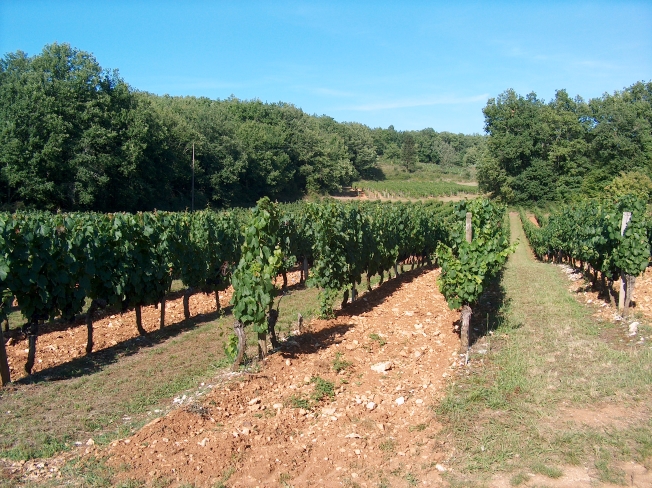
[478, 82, 652, 204]
[0, 43, 484, 212]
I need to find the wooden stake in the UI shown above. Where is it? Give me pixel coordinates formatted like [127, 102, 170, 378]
[86, 300, 97, 354]
[160, 297, 166, 330]
[0, 319, 11, 386]
[619, 211, 632, 311]
[461, 212, 473, 356]
[466, 212, 472, 243]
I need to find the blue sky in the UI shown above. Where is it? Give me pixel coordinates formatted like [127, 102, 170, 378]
[1, 1, 650, 134]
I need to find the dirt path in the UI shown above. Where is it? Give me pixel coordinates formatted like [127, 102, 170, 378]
[76, 267, 461, 487]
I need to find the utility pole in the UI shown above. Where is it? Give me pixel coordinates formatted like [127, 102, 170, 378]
[191, 143, 195, 212]
[6, 162, 9, 206]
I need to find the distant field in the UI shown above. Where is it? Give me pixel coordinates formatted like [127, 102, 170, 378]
[353, 163, 479, 199]
[354, 179, 478, 198]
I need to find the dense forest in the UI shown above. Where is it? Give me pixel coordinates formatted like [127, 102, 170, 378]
[478, 82, 652, 203]
[0, 43, 483, 212]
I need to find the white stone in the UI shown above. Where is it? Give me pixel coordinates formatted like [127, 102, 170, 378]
[366, 402, 376, 410]
[371, 361, 392, 373]
[629, 322, 639, 336]
[395, 396, 405, 405]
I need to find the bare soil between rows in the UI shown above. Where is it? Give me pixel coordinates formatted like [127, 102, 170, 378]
[4, 247, 651, 486]
[5, 267, 462, 487]
[102, 268, 459, 487]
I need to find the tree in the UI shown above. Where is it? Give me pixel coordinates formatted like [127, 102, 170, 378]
[605, 171, 652, 202]
[401, 133, 417, 172]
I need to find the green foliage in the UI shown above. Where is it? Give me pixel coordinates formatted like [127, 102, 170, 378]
[310, 376, 335, 402]
[169, 210, 240, 294]
[0, 199, 500, 339]
[1, 42, 490, 213]
[223, 334, 239, 362]
[520, 195, 650, 279]
[0, 212, 93, 322]
[0, 209, 242, 327]
[605, 171, 652, 202]
[479, 83, 652, 204]
[308, 199, 450, 317]
[401, 133, 417, 172]
[286, 394, 311, 410]
[372, 126, 486, 168]
[230, 198, 284, 333]
[436, 199, 515, 309]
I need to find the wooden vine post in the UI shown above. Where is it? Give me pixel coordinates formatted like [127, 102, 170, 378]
[618, 211, 632, 313]
[0, 316, 10, 386]
[159, 297, 166, 330]
[460, 212, 473, 354]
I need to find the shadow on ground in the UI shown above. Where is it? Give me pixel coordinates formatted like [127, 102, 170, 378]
[12, 306, 230, 386]
[277, 265, 432, 359]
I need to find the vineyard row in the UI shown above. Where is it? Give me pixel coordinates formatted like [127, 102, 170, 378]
[0, 199, 513, 383]
[519, 195, 651, 315]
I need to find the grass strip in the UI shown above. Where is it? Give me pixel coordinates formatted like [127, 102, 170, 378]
[437, 212, 652, 485]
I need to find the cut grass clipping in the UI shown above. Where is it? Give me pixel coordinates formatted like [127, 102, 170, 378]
[332, 352, 352, 373]
[369, 333, 386, 347]
[285, 376, 335, 411]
